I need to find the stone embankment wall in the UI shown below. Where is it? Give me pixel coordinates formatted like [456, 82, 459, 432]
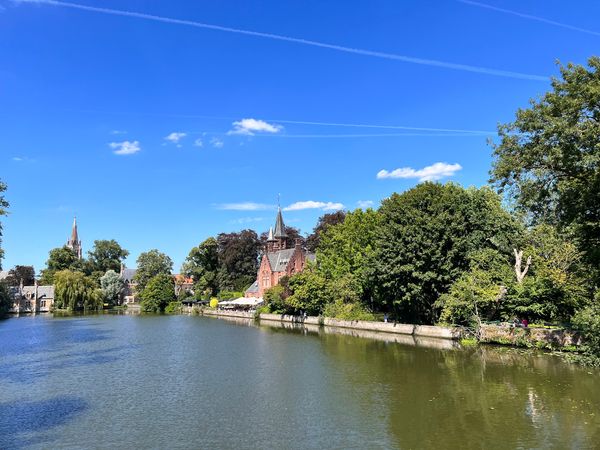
[479, 324, 582, 348]
[203, 310, 461, 340]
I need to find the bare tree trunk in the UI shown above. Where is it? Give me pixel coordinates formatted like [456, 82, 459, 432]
[514, 248, 532, 284]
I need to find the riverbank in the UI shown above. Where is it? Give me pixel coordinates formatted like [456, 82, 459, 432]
[200, 309, 582, 351]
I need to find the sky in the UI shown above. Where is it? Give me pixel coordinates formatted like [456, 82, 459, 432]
[1, 0, 599, 273]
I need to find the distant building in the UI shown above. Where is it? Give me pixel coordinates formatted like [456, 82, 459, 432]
[66, 217, 82, 259]
[8, 280, 54, 314]
[120, 266, 138, 305]
[174, 274, 194, 297]
[245, 208, 315, 299]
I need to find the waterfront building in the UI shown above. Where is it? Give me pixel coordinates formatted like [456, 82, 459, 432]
[66, 216, 82, 259]
[120, 266, 138, 304]
[8, 280, 54, 314]
[245, 208, 315, 298]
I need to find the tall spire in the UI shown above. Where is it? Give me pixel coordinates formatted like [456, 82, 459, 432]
[71, 216, 79, 243]
[267, 227, 276, 242]
[273, 207, 287, 239]
[67, 216, 82, 259]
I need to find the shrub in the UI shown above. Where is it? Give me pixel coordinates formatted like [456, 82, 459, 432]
[209, 298, 219, 309]
[165, 301, 182, 314]
[571, 291, 600, 366]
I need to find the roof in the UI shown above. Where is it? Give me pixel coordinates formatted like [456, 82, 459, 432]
[266, 248, 296, 272]
[121, 268, 137, 282]
[219, 297, 263, 306]
[9, 285, 54, 298]
[245, 280, 259, 293]
[267, 227, 275, 242]
[273, 208, 287, 239]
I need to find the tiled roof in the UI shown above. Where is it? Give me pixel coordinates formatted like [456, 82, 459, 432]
[266, 248, 296, 272]
[245, 280, 259, 293]
[121, 268, 137, 282]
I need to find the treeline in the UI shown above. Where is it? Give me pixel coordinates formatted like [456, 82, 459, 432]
[261, 58, 600, 364]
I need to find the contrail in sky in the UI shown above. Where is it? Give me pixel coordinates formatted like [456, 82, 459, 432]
[459, 0, 600, 37]
[15, 0, 548, 81]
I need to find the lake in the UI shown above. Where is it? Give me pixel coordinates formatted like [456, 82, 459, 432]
[1, 313, 599, 449]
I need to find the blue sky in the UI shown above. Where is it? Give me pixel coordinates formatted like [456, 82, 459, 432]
[1, 0, 599, 273]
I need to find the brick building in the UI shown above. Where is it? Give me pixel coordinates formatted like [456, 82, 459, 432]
[245, 208, 315, 298]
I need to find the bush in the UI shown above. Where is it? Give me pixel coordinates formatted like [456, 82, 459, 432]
[572, 292, 600, 366]
[263, 285, 287, 313]
[323, 300, 375, 321]
[165, 301, 183, 314]
[218, 290, 242, 301]
[209, 298, 219, 309]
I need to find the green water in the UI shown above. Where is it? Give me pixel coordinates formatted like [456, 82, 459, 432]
[1, 314, 598, 449]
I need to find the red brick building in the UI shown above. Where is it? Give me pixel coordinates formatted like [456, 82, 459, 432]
[245, 208, 315, 298]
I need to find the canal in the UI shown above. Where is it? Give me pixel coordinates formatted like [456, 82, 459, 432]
[1, 314, 599, 449]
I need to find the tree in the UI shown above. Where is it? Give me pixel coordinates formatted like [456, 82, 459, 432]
[4, 265, 35, 286]
[0, 282, 11, 316]
[182, 237, 219, 298]
[0, 179, 8, 269]
[100, 270, 125, 306]
[306, 211, 346, 252]
[87, 240, 129, 274]
[285, 264, 329, 315]
[134, 249, 173, 293]
[140, 273, 175, 313]
[375, 183, 520, 324]
[490, 57, 600, 279]
[216, 230, 260, 291]
[54, 270, 102, 311]
[317, 208, 379, 303]
[39, 246, 83, 284]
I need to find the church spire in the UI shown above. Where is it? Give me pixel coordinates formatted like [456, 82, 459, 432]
[273, 207, 287, 239]
[67, 216, 82, 259]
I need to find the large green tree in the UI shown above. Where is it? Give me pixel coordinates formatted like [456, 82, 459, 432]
[0, 282, 11, 316]
[87, 239, 129, 274]
[182, 237, 219, 298]
[375, 183, 520, 324]
[306, 211, 346, 252]
[4, 265, 35, 286]
[216, 230, 260, 291]
[39, 246, 83, 284]
[140, 273, 175, 313]
[317, 208, 379, 304]
[133, 249, 173, 293]
[0, 179, 8, 269]
[491, 57, 600, 279]
[54, 270, 102, 311]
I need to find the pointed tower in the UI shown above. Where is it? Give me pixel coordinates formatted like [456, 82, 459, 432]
[66, 217, 82, 259]
[273, 207, 288, 250]
[266, 226, 276, 253]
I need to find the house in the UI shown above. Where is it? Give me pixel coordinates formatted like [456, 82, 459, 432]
[120, 266, 138, 304]
[8, 281, 55, 314]
[245, 208, 315, 299]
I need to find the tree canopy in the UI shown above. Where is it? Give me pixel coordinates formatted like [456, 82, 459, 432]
[134, 249, 173, 292]
[54, 270, 102, 311]
[4, 265, 35, 286]
[182, 237, 220, 298]
[87, 239, 129, 274]
[306, 211, 346, 252]
[100, 270, 125, 306]
[374, 183, 520, 324]
[491, 57, 600, 278]
[217, 230, 260, 291]
[140, 273, 175, 313]
[39, 246, 83, 284]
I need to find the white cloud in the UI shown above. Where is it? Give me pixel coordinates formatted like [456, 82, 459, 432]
[194, 138, 203, 147]
[229, 217, 266, 224]
[211, 137, 224, 148]
[217, 202, 274, 211]
[12, 157, 22, 161]
[165, 132, 187, 143]
[377, 162, 462, 181]
[110, 130, 127, 135]
[357, 200, 374, 208]
[110, 140, 141, 155]
[228, 118, 283, 136]
[284, 201, 344, 211]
